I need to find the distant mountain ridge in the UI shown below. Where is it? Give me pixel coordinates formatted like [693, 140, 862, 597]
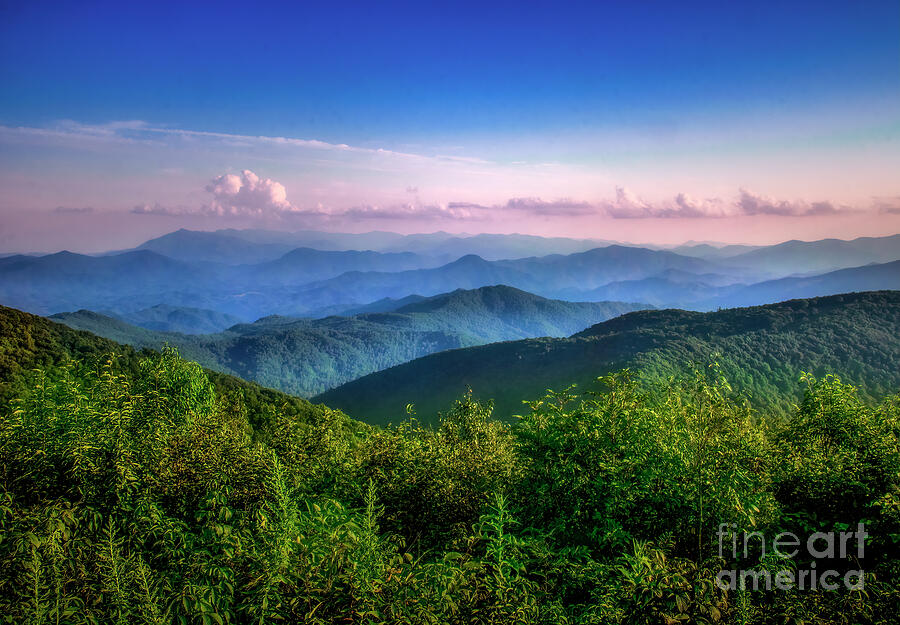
[698, 259, 900, 309]
[3, 231, 898, 319]
[291, 246, 736, 308]
[132, 228, 616, 264]
[720, 234, 900, 275]
[113, 304, 244, 334]
[51, 285, 649, 396]
[136, 229, 296, 264]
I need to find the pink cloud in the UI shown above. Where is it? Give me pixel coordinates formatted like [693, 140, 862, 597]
[341, 202, 486, 220]
[504, 197, 596, 216]
[735, 188, 844, 217]
[596, 187, 849, 219]
[873, 196, 900, 215]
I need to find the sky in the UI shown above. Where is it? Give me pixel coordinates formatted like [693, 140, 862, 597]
[1, 0, 899, 252]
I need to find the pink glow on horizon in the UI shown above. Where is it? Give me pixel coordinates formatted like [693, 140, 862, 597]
[3, 206, 899, 255]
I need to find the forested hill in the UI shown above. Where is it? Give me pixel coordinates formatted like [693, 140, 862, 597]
[0, 305, 348, 432]
[51, 286, 648, 396]
[315, 290, 900, 425]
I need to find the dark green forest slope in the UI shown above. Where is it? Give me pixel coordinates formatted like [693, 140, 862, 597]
[316, 291, 900, 425]
[0, 305, 358, 435]
[52, 286, 647, 396]
[3, 302, 900, 623]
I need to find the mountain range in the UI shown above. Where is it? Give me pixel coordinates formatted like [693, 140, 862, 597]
[51, 285, 647, 396]
[315, 290, 900, 425]
[132, 228, 617, 264]
[2, 228, 898, 325]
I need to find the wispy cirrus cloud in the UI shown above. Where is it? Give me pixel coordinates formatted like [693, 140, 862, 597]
[0, 120, 463, 164]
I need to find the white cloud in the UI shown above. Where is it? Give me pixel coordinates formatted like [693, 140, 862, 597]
[204, 169, 301, 216]
[132, 170, 308, 217]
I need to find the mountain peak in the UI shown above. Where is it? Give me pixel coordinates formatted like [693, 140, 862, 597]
[449, 253, 488, 265]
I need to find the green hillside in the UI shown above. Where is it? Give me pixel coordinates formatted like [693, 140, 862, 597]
[51, 286, 648, 396]
[3, 299, 900, 622]
[316, 291, 900, 425]
[0, 304, 356, 434]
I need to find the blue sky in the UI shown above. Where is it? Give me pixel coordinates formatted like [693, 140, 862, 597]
[1, 0, 899, 251]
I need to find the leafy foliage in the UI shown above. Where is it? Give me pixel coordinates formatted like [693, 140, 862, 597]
[2, 299, 900, 622]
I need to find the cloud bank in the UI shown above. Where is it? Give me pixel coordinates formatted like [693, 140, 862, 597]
[735, 189, 842, 217]
[127, 167, 862, 224]
[341, 202, 486, 220]
[504, 197, 596, 216]
[593, 187, 850, 219]
[132, 170, 484, 221]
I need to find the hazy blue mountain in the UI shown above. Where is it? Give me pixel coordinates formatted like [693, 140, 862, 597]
[135, 228, 297, 264]
[702, 260, 900, 309]
[0, 247, 434, 318]
[494, 245, 735, 291]
[7, 233, 899, 321]
[293, 246, 731, 309]
[137, 231, 440, 278]
[51, 285, 649, 396]
[217, 228, 435, 251]
[379, 232, 617, 260]
[115, 304, 244, 334]
[559, 276, 736, 308]
[315, 291, 900, 426]
[246, 247, 438, 285]
[559, 259, 900, 310]
[0, 250, 228, 315]
[307, 294, 431, 318]
[669, 243, 763, 259]
[131, 228, 615, 262]
[294, 255, 544, 305]
[721, 234, 900, 275]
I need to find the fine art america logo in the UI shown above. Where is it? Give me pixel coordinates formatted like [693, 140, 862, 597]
[715, 523, 868, 591]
